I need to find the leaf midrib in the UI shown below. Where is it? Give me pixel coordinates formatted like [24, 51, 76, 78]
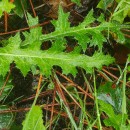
[0, 52, 113, 65]
[0, 52, 79, 61]
[40, 24, 118, 41]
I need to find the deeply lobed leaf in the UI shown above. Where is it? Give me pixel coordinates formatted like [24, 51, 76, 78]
[0, 7, 115, 77]
[40, 7, 125, 51]
[0, 33, 114, 77]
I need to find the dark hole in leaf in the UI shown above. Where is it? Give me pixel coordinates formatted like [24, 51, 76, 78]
[41, 40, 52, 50]
[64, 36, 77, 52]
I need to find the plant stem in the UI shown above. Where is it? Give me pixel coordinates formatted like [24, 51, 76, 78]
[121, 59, 129, 125]
[93, 69, 102, 130]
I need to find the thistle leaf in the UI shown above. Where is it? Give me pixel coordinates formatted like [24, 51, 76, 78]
[40, 7, 124, 51]
[0, 33, 114, 77]
[0, 8, 115, 77]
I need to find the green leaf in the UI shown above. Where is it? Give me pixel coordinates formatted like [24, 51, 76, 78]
[113, 0, 130, 23]
[0, 105, 13, 130]
[0, 33, 114, 77]
[22, 105, 46, 130]
[97, 0, 114, 10]
[0, 0, 15, 17]
[98, 82, 122, 113]
[40, 7, 124, 51]
[52, 6, 70, 32]
[99, 100, 115, 117]
[71, 0, 81, 6]
[0, 9, 115, 77]
[103, 114, 127, 130]
[90, 30, 106, 50]
[99, 100, 128, 130]
[74, 34, 90, 52]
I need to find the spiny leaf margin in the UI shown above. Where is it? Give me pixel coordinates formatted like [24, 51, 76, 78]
[0, 33, 114, 77]
[40, 6, 125, 51]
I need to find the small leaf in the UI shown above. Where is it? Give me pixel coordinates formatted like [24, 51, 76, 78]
[98, 82, 122, 113]
[71, 0, 81, 6]
[103, 114, 127, 130]
[99, 100, 128, 130]
[0, 0, 15, 17]
[113, 0, 130, 23]
[22, 105, 46, 130]
[99, 100, 115, 117]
